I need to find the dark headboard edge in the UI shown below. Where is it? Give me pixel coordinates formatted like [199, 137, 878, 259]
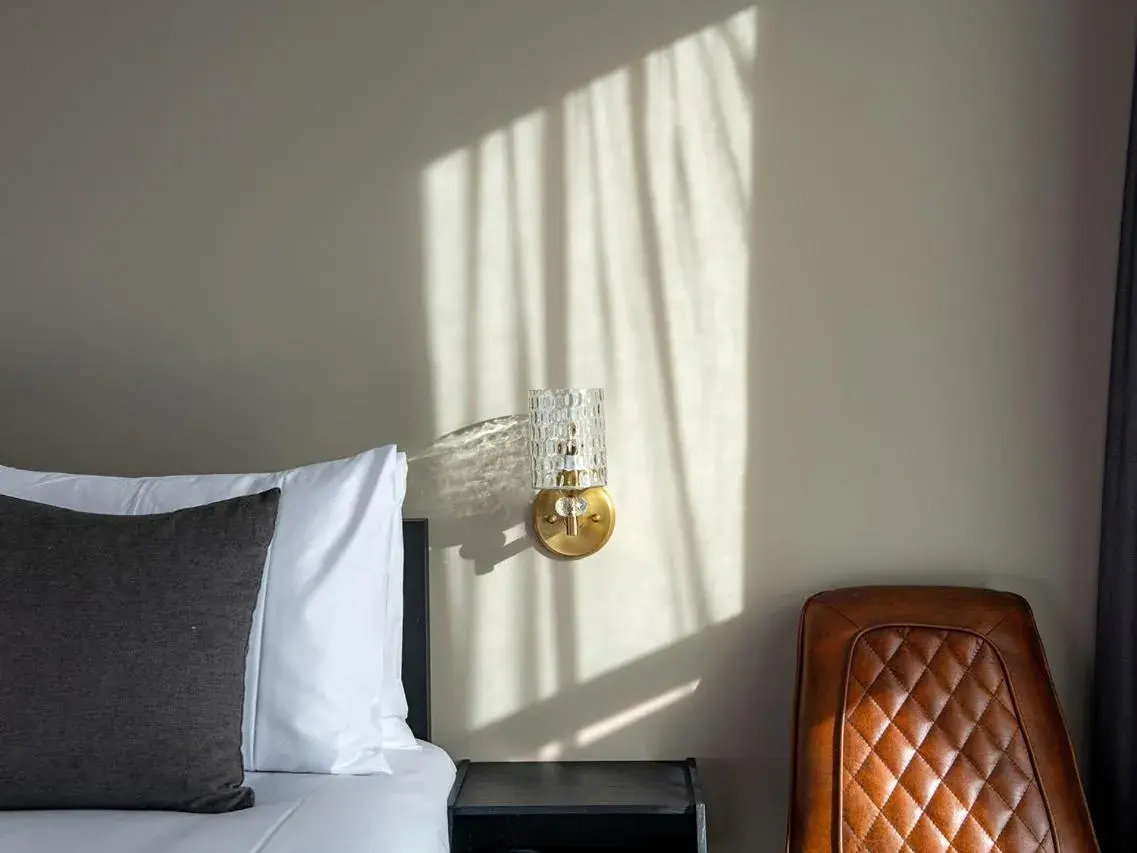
[401, 518, 430, 742]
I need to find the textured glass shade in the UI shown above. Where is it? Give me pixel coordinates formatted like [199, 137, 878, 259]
[529, 389, 607, 490]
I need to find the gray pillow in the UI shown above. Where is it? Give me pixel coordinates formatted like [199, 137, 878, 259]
[0, 489, 279, 813]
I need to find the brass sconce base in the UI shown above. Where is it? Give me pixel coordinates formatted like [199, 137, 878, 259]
[531, 486, 615, 559]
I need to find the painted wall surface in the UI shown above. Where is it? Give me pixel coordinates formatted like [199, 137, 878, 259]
[2, 1, 1133, 847]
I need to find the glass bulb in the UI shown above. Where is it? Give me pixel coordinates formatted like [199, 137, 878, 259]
[529, 389, 607, 490]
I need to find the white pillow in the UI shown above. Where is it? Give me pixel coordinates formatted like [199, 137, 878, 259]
[0, 446, 414, 773]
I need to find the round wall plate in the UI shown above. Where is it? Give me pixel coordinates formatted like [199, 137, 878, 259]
[531, 486, 615, 559]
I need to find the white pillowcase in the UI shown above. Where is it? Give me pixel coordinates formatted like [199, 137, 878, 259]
[0, 446, 415, 773]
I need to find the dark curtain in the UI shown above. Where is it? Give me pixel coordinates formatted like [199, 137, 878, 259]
[1090, 51, 1137, 850]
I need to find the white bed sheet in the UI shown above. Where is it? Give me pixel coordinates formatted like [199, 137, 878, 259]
[0, 742, 455, 853]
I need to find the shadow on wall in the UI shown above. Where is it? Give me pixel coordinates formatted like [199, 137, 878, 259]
[405, 415, 533, 575]
[452, 601, 803, 842]
[417, 3, 760, 849]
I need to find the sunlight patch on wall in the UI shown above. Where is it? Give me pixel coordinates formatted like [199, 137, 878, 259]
[574, 678, 701, 749]
[422, 7, 756, 736]
[422, 109, 562, 731]
[423, 110, 548, 433]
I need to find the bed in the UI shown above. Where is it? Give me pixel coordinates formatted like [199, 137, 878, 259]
[0, 518, 455, 853]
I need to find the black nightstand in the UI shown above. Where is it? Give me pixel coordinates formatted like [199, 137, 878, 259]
[447, 759, 707, 852]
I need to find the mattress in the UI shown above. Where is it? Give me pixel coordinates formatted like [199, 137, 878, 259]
[0, 742, 456, 853]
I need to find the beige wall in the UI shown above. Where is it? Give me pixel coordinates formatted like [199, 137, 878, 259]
[2, 1, 1134, 848]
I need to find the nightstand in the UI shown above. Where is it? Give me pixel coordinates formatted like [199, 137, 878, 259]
[447, 758, 707, 852]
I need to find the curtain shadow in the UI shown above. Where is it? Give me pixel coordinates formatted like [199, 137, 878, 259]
[627, 56, 713, 632]
[420, 5, 759, 847]
[461, 612, 744, 755]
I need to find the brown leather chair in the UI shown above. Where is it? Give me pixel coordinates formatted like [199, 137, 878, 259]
[787, 587, 1097, 852]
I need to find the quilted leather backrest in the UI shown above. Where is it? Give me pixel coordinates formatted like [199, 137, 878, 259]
[787, 587, 1098, 853]
[843, 627, 1054, 851]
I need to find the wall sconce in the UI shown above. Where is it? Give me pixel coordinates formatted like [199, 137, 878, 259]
[528, 388, 614, 559]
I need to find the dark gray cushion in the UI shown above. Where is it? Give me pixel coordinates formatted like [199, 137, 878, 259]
[0, 489, 279, 813]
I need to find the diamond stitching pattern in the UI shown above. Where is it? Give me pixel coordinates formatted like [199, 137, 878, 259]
[841, 627, 1055, 852]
